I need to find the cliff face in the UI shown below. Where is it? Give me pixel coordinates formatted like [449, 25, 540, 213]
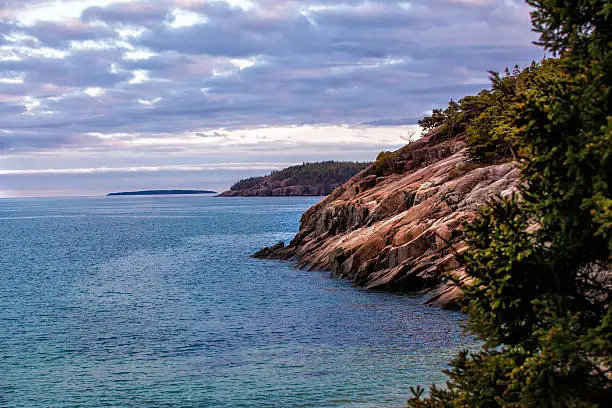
[254, 134, 520, 308]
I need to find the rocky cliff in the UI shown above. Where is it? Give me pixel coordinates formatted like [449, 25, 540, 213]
[254, 133, 520, 308]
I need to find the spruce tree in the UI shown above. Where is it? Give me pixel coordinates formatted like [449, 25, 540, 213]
[408, 1, 611, 406]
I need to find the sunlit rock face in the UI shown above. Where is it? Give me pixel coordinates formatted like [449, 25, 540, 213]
[255, 132, 520, 309]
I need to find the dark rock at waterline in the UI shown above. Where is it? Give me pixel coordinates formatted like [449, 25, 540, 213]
[252, 241, 286, 258]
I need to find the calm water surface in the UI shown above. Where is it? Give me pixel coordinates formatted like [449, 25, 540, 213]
[0, 196, 472, 407]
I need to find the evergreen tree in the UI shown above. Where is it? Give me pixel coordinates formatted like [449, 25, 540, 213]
[408, 1, 611, 407]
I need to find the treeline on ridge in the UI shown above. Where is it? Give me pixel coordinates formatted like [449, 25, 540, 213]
[228, 161, 370, 195]
[372, 59, 558, 178]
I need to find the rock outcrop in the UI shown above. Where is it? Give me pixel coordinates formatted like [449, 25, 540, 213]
[254, 133, 521, 309]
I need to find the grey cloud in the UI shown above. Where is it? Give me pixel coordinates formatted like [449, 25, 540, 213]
[0, 130, 104, 152]
[0, 101, 26, 115]
[81, 2, 171, 25]
[0, 50, 131, 88]
[0, 0, 542, 155]
[120, 52, 194, 72]
[306, 3, 419, 29]
[23, 20, 116, 47]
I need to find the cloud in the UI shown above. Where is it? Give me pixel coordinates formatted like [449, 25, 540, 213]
[0, 162, 293, 175]
[0, 0, 543, 196]
[24, 20, 116, 47]
[81, 2, 171, 26]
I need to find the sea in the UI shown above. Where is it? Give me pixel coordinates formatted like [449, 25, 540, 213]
[0, 196, 474, 407]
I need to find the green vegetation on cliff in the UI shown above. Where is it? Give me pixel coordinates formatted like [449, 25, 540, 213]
[408, 0, 611, 407]
[373, 62, 551, 177]
[418, 60, 557, 165]
[221, 161, 369, 196]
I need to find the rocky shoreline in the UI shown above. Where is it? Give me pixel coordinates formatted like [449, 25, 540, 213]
[254, 133, 520, 309]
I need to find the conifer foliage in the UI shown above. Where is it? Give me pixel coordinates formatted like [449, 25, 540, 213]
[408, 1, 611, 407]
[418, 62, 546, 164]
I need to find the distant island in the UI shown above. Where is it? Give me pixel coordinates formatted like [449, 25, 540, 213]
[107, 190, 217, 196]
[218, 161, 370, 197]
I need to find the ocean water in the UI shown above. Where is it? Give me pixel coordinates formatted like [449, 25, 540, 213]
[0, 196, 473, 408]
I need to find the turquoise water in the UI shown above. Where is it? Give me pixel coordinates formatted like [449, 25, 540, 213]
[0, 196, 472, 407]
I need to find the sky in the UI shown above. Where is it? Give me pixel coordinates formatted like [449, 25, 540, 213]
[0, 0, 543, 197]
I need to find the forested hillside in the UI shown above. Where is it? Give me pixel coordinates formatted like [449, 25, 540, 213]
[219, 161, 369, 196]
